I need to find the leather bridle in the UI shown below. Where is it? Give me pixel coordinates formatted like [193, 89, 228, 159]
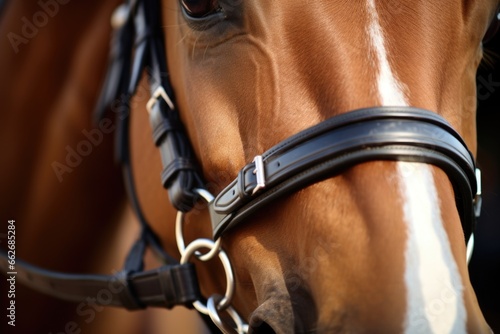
[1, 0, 497, 333]
[209, 107, 480, 240]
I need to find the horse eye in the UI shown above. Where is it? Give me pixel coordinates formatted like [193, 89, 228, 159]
[181, 0, 220, 18]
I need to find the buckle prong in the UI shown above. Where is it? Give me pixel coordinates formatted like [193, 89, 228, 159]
[474, 168, 482, 219]
[147, 86, 175, 113]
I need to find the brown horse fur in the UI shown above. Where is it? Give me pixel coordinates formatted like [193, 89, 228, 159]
[1, 0, 498, 333]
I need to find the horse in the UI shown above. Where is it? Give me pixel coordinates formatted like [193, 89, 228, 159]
[1, 0, 499, 333]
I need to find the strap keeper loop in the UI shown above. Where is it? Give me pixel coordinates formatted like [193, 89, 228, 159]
[114, 270, 146, 310]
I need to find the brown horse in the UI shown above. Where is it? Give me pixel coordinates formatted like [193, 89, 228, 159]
[146, 0, 497, 332]
[1, 0, 499, 333]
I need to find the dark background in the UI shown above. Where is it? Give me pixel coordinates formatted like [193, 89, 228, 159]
[470, 33, 500, 332]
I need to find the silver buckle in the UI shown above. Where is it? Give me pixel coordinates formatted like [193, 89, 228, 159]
[473, 168, 482, 218]
[252, 155, 266, 195]
[146, 86, 175, 113]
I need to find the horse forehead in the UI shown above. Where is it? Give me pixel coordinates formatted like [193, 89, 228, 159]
[167, 1, 491, 126]
[167, 2, 467, 90]
[167, 0, 493, 58]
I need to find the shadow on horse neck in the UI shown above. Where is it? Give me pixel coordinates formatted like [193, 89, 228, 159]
[128, 0, 498, 333]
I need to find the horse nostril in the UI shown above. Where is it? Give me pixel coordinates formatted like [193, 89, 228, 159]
[248, 296, 295, 333]
[249, 319, 276, 334]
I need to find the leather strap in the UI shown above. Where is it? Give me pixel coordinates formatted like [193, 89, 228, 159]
[0, 0, 8, 19]
[94, 0, 135, 127]
[130, 0, 204, 212]
[210, 107, 478, 240]
[0, 250, 200, 310]
[149, 98, 204, 212]
[91, 0, 221, 332]
[95, 0, 205, 213]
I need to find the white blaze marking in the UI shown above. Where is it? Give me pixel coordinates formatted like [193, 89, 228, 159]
[366, 0, 407, 105]
[366, 1, 467, 333]
[398, 163, 466, 333]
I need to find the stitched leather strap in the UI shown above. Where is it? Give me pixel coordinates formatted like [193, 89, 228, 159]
[0, 251, 200, 310]
[130, 0, 204, 212]
[210, 107, 478, 240]
[148, 98, 203, 212]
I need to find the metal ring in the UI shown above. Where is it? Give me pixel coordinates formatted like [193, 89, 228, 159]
[180, 239, 235, 313]
[194, 188, 215, 203]
[207, 295, 248, 334]
[176, 189, 217, 261]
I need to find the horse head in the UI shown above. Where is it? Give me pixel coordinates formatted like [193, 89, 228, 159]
[129, 0, 499, 332]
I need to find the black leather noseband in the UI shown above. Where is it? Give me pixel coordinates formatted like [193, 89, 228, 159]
[209, 107, 480, 241]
